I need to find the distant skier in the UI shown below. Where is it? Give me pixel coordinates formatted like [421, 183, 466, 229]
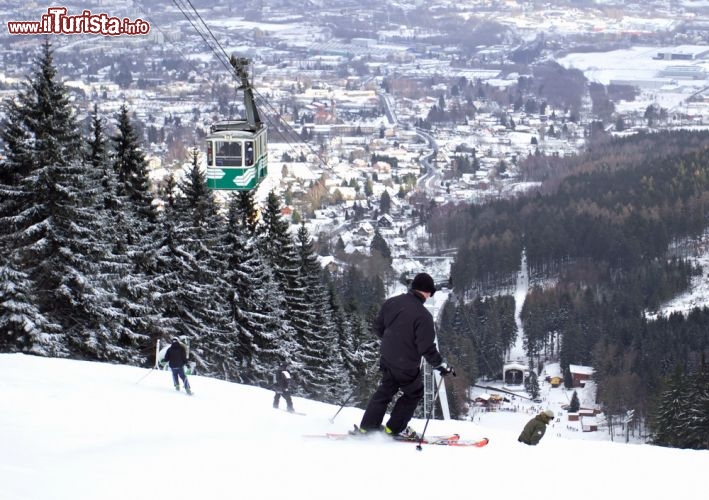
[163, 337, 192, 395]
[518, 410, 554, 445]
[273, 362, 295, 413]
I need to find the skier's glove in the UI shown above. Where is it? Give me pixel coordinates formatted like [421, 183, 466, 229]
[435, 362, 455, 377]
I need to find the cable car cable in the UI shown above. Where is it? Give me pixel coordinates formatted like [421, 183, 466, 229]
[172, 0, 237, 77]
[134, 0, 332, 189]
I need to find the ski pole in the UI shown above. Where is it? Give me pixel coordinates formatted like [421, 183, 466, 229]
[135, 366, 156, 385]
[416, 372, 450, 451]
[329, 392, 354, 423]
[416, 369, 455, 451]
[330, 364, 377, 423]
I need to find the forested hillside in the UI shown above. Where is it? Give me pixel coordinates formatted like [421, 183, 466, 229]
[0, 42, 384, 406]
[434, 131, 709, 448]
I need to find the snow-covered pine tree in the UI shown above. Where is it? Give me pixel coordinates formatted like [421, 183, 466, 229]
[652, 369, 686, 448]
[217, 193, 296, 386]
[346, 308, 380, 406]
[0, 41, 111, 357]
[83, 104, 144, 362]
[113, 104, 157, 227]
[328, 265, 383, 404]
[438, 299, 479, 388]
[294, 223, 347, 402]
[0, 264, 58, 353]
[655, 365, 709, 450]
[152, 150, 231, 372]
[258, 192, 315, 393]
[109, 104, 165, 361]
[259, 191, 301, 292]
[0, 68, 60, 353]
[683, 365, 709, 450]
[326, 276, 357, 399]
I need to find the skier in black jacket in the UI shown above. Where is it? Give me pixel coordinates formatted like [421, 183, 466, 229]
[358, 273, 453, 438]
[164, 337, 192, 395]
[273, 362, 295, 412]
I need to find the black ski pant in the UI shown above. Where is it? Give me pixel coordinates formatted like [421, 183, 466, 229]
[359, 361, 423, 434]
[171, 366, 190, 390]
[273, 390, 294, 411]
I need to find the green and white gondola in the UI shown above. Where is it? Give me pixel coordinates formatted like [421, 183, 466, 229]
[206, 56, 267, 191]
[206, 121, 267, 190]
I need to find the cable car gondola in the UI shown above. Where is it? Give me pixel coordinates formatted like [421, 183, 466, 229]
[206, 56, 267, 190]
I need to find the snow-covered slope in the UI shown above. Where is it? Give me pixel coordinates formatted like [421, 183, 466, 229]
[1, 354, 705, 500]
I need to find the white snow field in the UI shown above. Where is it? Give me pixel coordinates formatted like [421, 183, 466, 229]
[1, 353, 706, 500]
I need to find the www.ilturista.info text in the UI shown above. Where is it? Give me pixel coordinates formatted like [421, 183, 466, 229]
[7, 7, 150, 36]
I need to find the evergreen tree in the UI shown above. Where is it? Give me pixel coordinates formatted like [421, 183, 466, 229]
[560, 322, 583, 374]
[258, 192, 316, 393]
[379, 189, 392, 214]
[83, 103, 142, 361]
[652, 369, 687, 448]
[0, 41, 114, 357]
[113, 104, 157, 232]
[327, 275, 356, 398]
[370, 229, 392, 262]
[294, 223, 346, 402]
[0, 264, 58, 354]
[682, 365, 709, 449]
[219, 192, 296, 386]
[563, 367, 573, 389]
[438, 299, 478, 389]
[259, 192, 300, 292]
[527, 367, 540, 400]
[89, 105, 129, 255]
[110, 104, 163, 361]
[233, 190, 260, 237]
[569, 389, 580, 413]
[653, 365, 709, 450]
[153, 151, 230, 372]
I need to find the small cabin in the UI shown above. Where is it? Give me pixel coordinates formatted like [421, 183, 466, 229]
[569, 364, 594, 388]
[581, 417, 598, 432]
[474, 393, 491, 407]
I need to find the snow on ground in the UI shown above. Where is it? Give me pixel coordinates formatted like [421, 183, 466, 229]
[558, 45, 709, 115]
[1, 354, 706, 500]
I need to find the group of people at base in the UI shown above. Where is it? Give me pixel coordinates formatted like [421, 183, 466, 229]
[158, 272, 555, 445]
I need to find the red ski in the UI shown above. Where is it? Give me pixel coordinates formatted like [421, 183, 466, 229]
[303, 432, 489, 447]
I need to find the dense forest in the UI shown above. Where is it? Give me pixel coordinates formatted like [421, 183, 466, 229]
[0, 42, 386, 407]
[431, 131, 709, 448]
[437, 294, 517, 417]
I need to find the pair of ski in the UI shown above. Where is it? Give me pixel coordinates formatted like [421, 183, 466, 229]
[275, 408, 306, 416]
[305, 426, 489, 447]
